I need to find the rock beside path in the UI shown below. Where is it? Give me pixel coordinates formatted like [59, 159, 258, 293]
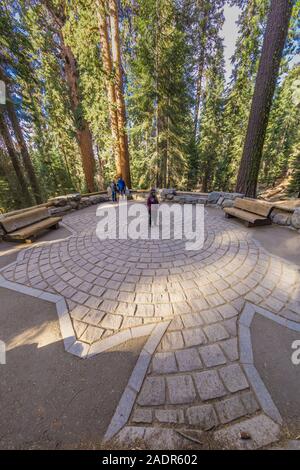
[291, 207, 300, 229]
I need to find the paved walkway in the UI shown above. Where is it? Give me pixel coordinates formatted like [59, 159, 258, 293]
[0, 202, 299, 449]
[0, 286, 144, 449]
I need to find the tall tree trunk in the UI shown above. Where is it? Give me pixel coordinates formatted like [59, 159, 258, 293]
[194, 53, 205, 140]
[155, 0, 160, 188]
[59, 39, 96, 193]
[0, 151, 23, 208]
[0, 68, 42, 203]
[236, 0, 293, 197]
[42, 1, 97, 193]
[95, 144, 105, 190]
[5, 92, 43, 204]
[0, 112, 32, 205]
[108, 0, 131, 188]
[193, 2, 208, 140]
[97, 0, 122, 177]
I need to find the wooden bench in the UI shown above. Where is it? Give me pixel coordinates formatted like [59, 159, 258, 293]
[223, 198, 273, 227]
[0, 207, 62, 243]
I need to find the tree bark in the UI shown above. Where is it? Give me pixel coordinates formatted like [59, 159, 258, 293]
[5, 94, 43, 204]
[235, 0, 294, 198]
[0, 112, 32, 205]
[59, 39, 96, 193]
[193, 1, 208, 140]
[0, 150, 23, 207]
[0, 68, 43, 203]
[42, 1, 97, 193]
[108, 0, 131, 188]
[194, 51, 205, 140]
[97, 0, 122, 177]
[95, 144, 105, 190]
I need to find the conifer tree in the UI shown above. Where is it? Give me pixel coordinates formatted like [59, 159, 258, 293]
[236, 0, 294, 197]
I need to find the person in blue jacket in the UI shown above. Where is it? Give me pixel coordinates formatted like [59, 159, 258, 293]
[117, 176, 126, 199]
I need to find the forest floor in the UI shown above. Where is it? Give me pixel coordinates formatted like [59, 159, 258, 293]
[258, 175, 299, 202]
[0, 202, 299, 449]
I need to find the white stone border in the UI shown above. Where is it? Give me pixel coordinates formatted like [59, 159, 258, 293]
[104, 321, 170, 441]
[239, 302, 300, 425]
[0, 274, 77, 351]
[0, 274, 168, 361]
[0, 269, 171, 441]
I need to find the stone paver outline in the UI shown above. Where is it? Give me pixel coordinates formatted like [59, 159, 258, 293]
[1, 204, 299, 448]
[104, 321, 170, 440]
[0, 274, 167, 359]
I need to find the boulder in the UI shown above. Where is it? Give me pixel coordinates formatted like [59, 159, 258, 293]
[271, 212, 291, 226]
[51, 197, 67, 207]
[70, 200, 80, 209]
[89, 195, 109, 204]
[160, 188, 177, 199]
[217, 196, 224, 206]
[79, 197, 92, 207]
[171, 195, 206, 204]
[222, 199, 234, 208]
[291, 207, 300, 229]
[208, 191, 244, 204]
[49, 205, 72, 215]
[48, 193, 81, 207]
[228, 192, 245, 200]
[182, 196, 198, 204]
[208, 191, 222, 204]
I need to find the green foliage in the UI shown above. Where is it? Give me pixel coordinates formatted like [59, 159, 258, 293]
[218, 0, 269, 190]
[198, 38, 226, 192]
[127, 0, 193, 189]
[260, 65, 300, 187]
[0, 0, 299, 212]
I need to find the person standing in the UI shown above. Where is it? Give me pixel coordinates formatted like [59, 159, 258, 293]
[110, 180, 117, 202]
[147, 188, 159, 226]
[117, 176, 126, 200]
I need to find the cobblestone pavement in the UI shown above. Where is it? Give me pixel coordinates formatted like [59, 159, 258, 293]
[2, 202, 300, 446]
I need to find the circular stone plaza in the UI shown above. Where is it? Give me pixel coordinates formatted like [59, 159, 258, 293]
[0, 199, 299, 450]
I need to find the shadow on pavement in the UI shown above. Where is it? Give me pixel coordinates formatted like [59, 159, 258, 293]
[0, 225, 72, 270]
[251, 314, 300, 433]
[206, 206, 300, 266]
[0, 286, 145, 449]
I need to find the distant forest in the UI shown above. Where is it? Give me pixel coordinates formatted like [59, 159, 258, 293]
[0, 0, 299, 211]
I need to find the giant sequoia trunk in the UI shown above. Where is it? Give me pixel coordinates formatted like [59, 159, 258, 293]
[0, 112, 32, 205]
[108, 0, 131, 188]
[43, 1, 97, 193]
[98, 0, 131, 187]
[60, 40, 96, 193]
[97, 0, 122, 177]
[236, 0, 294, 198]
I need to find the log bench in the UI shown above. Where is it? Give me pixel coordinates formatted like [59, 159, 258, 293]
[223, 198, 273, 227]
[0, 207, 62, 243]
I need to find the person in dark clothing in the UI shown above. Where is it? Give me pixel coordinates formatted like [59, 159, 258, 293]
[110, 180, 117, 202]
[117, 176, 126, 199]
[147, 188, 159, 226]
